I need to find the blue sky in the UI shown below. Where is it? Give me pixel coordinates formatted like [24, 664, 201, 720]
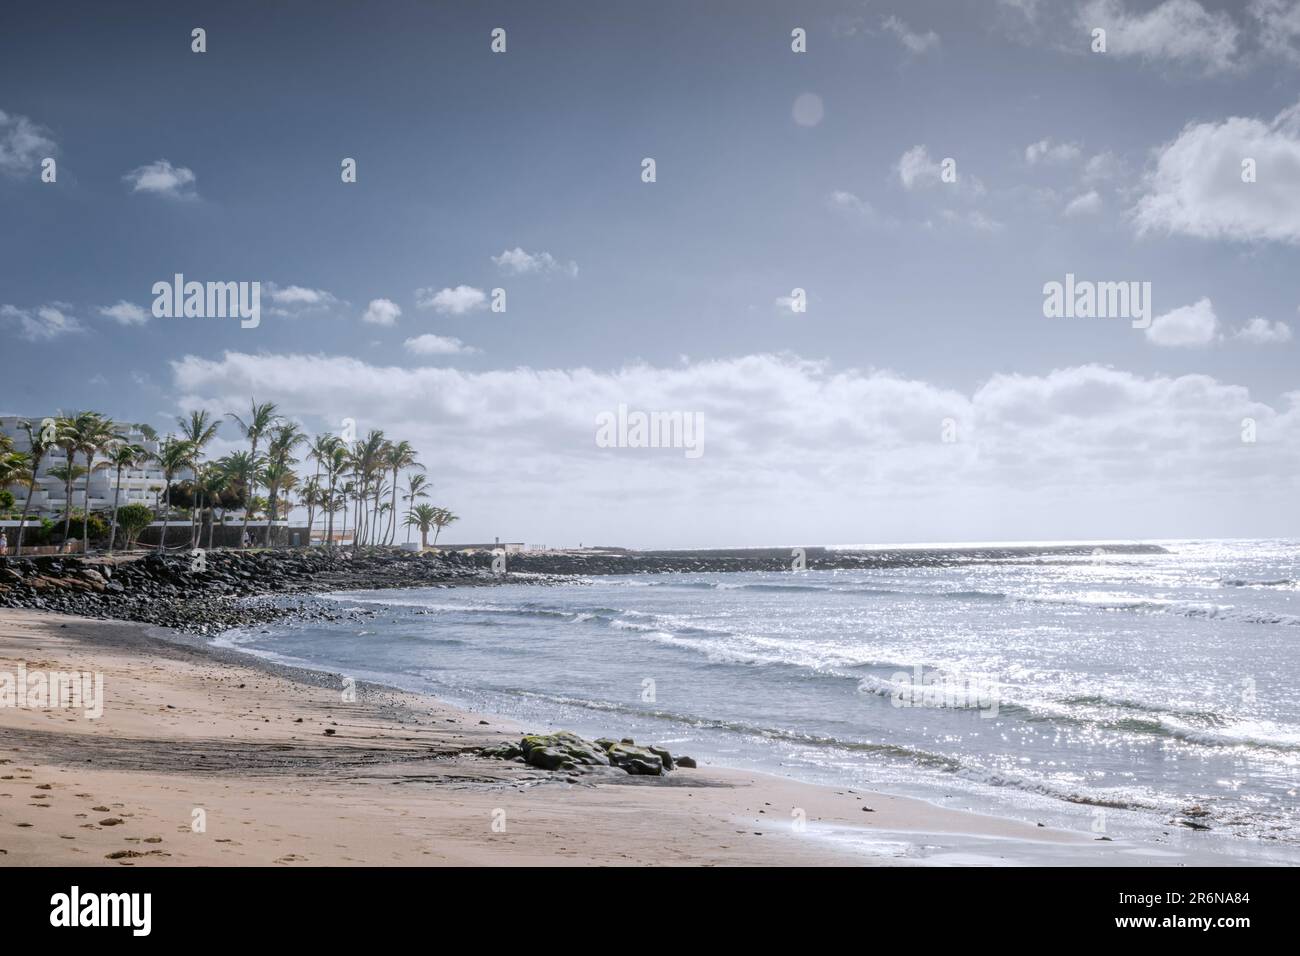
[2, 0, 1298, 547]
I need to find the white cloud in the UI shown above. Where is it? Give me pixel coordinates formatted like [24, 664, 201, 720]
[1, 303, 85, 342]
[362, 298, 402, 326]
[1133, 100, 1300, 243]
[1250, 0, 1300, 63]
[491, 247, 578, 277]
[415, 285, 488, 314]
[98, 300, 150, 326]
[269, 285, 333, 306]
[938, 209, 1004, 232]
[897, 145, 941, 189]
[122, 159, 198, 199]
[403, 333, 479, 356]
[169, 351, 1300, 544]
[895, 145, 984, 197]
[826, 190, 893, 226]
[1145, 297, 1221, 347]
[263, 283, 339, 317]
[1234, 316, 1293, 343]
[1026, 138, 1082, 165]
[0, 109, 55, 177]
[882, 16, 940, 54]
[828, 190, 870, 213]
[1078, 0, 1240, 73]
[1064, 190, 1103, 216]
[1082, 151, 1126, 184]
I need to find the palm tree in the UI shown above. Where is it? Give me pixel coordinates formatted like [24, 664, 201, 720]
[404, 504, 438, 549]
[0, 452, 30, 493]
[299, 476, 322, 542]
[348, 430, 386, 547]
[370, 476, 391, 547]
[176, 411, 221, 547]
[262, 422, 305, 546]
[47, 462, 86, 546]
[105, 442, 147, 554]
[13, 419, 54, 556]
[381, 440, 421, 546]
[227, 400, 280, 547]
[217, 450, 257, 547]
[322, 443, 348, 549]
[53, 414, 80, 540]
[199, 463, 234, 550]
[401, 473, 431, 543]
[306, 434, 340, 539]
[260, 460, 299, 545]
[153, 438, 195, 552]
[0, 452, 31, 523]
[339, 478, 355, 548]
[74, 413, 121, 551]
[431, 507, 459, 545]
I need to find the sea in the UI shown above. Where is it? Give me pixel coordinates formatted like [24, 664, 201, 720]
[211, 538, 1300, 864]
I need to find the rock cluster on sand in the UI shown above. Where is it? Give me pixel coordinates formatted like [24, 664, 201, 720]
[480, 731, 696, 776]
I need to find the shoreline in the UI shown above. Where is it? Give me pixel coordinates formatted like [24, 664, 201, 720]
[0, 606, 1154, 867]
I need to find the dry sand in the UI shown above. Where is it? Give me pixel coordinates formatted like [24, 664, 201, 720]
[0, 608, 1095, 866]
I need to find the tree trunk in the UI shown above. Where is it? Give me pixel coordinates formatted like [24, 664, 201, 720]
[15, 454, 40, 556]
[240, 439, 258, 547]
[61, 462, 74, 542]
[108, 464, 123, 554]
[325, 477, 335, 549]
[264, 487, 276, 547]
[156, 481, 169, 552]
[82, 451, 94, 551]
[387, 470, 399, 545]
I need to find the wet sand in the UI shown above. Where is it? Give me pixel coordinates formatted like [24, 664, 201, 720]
[0, 609, 1113, 866]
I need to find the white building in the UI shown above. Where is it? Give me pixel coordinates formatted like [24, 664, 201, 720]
[0, 416, 191, 517]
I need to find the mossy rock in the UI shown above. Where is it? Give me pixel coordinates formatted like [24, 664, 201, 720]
[520, 731, 610, 768]
[525, 746, 575, 771]
[647, 745, 675, 771]
[606, 743, 665, 776]
[479, 743, 523, 760]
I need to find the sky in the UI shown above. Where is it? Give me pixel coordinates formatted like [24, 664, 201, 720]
[1, 0, 1298, 548]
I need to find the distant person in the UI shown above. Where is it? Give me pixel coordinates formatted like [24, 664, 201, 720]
[0, 531, 7, 555]
[241, 531, 251, 548]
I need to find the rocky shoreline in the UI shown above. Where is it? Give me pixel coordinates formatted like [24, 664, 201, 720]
[0, 540, 1169, 633]
[0, 548, 547, 633]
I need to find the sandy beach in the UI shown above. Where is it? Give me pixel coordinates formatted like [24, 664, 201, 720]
[0, 607, 1112, 867]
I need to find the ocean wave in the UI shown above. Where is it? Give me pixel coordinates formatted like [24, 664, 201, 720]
[501, 689, 963, 769]
[1218, 578, 1296, 589]
[1012, 592, 1300, 626]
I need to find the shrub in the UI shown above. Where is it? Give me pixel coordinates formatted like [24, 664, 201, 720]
[115, 503, 155, 548]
